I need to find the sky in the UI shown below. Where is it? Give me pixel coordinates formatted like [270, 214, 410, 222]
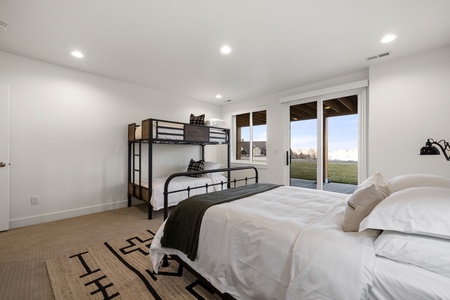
[291, 114, 358, 161]
[240, 114, 358, 161]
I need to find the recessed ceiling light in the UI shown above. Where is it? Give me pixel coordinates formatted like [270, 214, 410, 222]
[71, 51, 84, 58]
[381, 34, 396, 44]
[216, 94, 222, 99]
[220, 46, 232, 54]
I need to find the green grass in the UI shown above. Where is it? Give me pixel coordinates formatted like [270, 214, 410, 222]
[290, 160, 358, 185]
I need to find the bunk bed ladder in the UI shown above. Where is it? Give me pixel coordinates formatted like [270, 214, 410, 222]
[135, 140, 142, 205]
[128, 139, 146, 212]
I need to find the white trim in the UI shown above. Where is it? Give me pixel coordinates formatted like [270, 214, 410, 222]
[231, 107, 268, 165]
[357, 88, 368, 181]
[316, 99, 324, 190]
[0, 83, 10, 231]
[231, 105, 266, 116]
[9, 200, 128, 229]
[279, 80, 368, 104]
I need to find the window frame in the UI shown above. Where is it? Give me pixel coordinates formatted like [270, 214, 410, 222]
[231, 106, 267, 165]
[280, 82, 368, 187]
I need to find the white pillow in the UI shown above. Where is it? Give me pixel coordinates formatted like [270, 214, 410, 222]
[342, 184, 384, 232]
[202, 161, 224, 176]
[374, 231, 450, 278]
[135, 126, 142, 139]
[203, 161, 223, 170]
[359, 186, 450, 239]
[205, 119, 226, 126]
[359, 171, 389, 199]
[387, 174, 450, 195]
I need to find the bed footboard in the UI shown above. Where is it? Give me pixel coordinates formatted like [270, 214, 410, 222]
[163, 166, 258, 220]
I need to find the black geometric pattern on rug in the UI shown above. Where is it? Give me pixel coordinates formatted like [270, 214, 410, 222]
[118, 229, 154, 256]
[156, 255, 184, 277]
[186, 279, 220, 300]
[69, 251, 119, 300]
[67, 229, 221, 300]
[105, 240, 162, 299]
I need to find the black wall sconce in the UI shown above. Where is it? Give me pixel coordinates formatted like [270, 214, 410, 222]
[420, 138, 450, 161]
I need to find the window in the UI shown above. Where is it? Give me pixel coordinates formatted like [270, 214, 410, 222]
[233, 109, 267, 163]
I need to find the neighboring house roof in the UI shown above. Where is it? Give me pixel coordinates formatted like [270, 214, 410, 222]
[240, 141, 267, 156]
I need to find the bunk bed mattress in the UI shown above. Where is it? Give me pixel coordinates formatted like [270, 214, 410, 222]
[137, 174, 228, 211]
[134, 121, 184, 140]
[209, 129, 227, 143]
[153, 121, 184, 140]
[150, 186, 380, 299]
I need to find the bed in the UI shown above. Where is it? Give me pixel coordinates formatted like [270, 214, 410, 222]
[127, 117, 230, 219]
[149, 172, 450, 299]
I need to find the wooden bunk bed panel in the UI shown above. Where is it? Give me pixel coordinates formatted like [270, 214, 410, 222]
[184, 124, 209, 142]
[128, 123, 137, 141]
[128, 183, 150, 202]
[141, 119, 151, 140]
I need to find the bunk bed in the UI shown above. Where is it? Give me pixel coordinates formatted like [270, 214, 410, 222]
[127, 118, 231, 219]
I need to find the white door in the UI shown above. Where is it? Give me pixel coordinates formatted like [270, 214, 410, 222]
[0, 83, 10, 231]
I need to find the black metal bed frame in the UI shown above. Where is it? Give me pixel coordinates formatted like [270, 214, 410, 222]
[162, 166, 259, 220]
[127, 118, 231, 219]
[160, 166, 258, 299]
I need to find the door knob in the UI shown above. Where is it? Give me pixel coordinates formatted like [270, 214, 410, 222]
[0, 162, 6, 168]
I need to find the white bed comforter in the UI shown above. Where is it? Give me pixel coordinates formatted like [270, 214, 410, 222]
[150, 186, 379, 299]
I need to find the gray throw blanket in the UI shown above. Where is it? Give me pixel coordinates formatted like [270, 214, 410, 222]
[160, 183, 282, 260]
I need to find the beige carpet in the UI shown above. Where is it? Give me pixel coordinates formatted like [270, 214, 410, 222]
[46, 229, 221, 300]
[0, 204, 164, 300]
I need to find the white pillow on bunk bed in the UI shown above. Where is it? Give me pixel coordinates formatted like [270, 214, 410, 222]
[202, 161, 225, 177]
[205, 119, 226, 126]
[386, 173, 450, 195]
[203, 161, 222, 169]
[374, 230, 450, 278]
[135, 126, 142, 139]
[359, 186, 450, 239]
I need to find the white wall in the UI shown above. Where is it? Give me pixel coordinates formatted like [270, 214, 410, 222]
[368, 45, 450, 179]
[0, 51, 222, 228]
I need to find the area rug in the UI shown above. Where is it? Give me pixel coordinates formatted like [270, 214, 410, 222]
[46, 229, 222, 300]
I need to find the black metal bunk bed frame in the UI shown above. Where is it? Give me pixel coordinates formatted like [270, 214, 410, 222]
[127, 118, 231, 219]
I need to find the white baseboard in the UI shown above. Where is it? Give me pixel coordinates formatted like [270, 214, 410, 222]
[9, 200, 129, 229]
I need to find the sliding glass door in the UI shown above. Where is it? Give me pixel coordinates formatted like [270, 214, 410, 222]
[290, 94, 361, 194]
[290, 102, 318, 189]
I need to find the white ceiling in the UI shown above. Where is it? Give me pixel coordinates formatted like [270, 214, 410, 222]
[1, 0, 450, 104]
